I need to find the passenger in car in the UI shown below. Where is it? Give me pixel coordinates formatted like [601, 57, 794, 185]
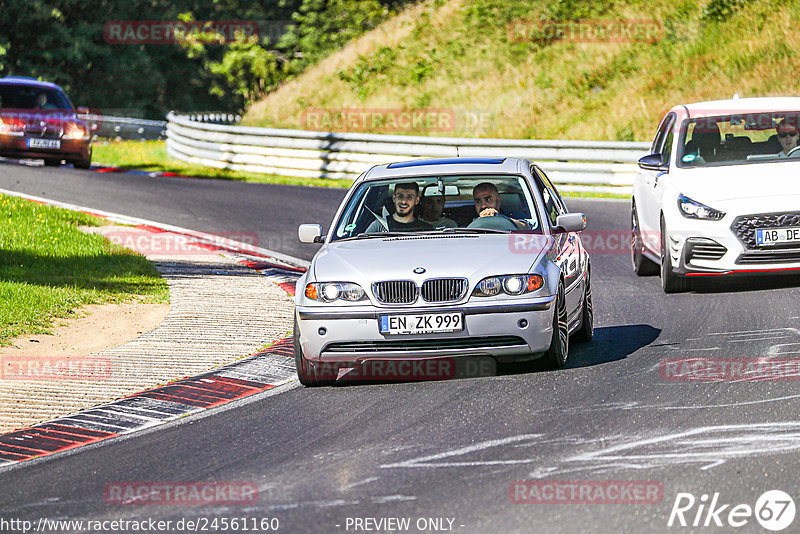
[34, 93, 57, 110]
[472, 182, 529, 230]
[684, 122, 721, 163]
[775, 119, 799, 157]
[365, 182, 434, 233]
[419, 194, 457, 228]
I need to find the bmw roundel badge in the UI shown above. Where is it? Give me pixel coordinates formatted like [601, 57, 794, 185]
[413, 267, 426, 274]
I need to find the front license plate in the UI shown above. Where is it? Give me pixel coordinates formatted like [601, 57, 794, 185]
[756, 227, 800, 246]
[380, 312, 463, 335]
[27, 138, 60, 149]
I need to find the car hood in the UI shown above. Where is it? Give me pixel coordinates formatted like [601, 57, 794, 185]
[311, 234, 549, 283]
[672, 162, 800, 205]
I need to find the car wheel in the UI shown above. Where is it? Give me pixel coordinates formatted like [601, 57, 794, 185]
[631, 202, 659, 276]
[542, 281, 569, 368]
[660, 217, 691, 293]
[73, 159, 91, 170]
[43, 158, 61, 167]
[294, 317, 321, 387]
[573, 268, 593, 343]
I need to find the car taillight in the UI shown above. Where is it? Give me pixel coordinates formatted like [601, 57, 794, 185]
[63, 121, 88, 140]
[0, 117, 24, 136]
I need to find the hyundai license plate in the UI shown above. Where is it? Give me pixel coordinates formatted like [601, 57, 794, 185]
[756, 227, 800, 246]
[380, 313, 463, 335]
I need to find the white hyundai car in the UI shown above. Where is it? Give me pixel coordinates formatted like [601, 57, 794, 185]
[632, 97, 800, 292]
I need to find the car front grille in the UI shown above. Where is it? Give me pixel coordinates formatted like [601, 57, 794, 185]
[685, 239, 727, 264]
[421, 278, 467, 302]
[24, 124, 63, 139]
[732, 212, 800, 249]
[372, 280, 417, 304]
[324, 336, 527, 353]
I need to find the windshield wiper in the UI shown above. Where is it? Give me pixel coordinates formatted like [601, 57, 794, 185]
[339, 231, 422, 241]
[436, 227, 510, 234]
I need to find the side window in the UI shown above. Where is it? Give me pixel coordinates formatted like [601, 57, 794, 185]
[532, 166, 565, 227]
[660, 115, 676, 166]
[651, 113, 675, 155]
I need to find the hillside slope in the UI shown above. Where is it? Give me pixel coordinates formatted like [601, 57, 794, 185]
[244, 0, 800, 141]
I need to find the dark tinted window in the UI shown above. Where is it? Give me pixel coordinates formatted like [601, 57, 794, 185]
[0, 85, 72, 111]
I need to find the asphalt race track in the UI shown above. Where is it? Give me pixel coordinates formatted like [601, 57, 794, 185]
[2, 162, 800, 533]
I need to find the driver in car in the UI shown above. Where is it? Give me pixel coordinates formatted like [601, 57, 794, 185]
[366, 182, 433, 233]
[472, 182, 530, 230]
[776, 118, 800, 157]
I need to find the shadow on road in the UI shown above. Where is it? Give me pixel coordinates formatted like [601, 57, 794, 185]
[690, 274, 800, 294]
[497, 323, 661, 376]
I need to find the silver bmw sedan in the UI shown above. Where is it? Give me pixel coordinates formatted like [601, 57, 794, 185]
[294, 157, 592, 386]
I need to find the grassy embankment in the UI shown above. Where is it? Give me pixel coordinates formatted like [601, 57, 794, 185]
[244, 0, 800, 140]
[97, 0, 800, 196]
[0, 195, 169, 345]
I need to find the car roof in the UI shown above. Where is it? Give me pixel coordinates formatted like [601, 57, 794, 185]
[360, 157, 526, 182]
[0, 76, 64, 91]
[677, 97, 800, 118]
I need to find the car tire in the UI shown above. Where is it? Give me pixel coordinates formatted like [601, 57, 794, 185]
[43, 158, 61, 167]
[660, 217, 691, 293]
[294, 317, 321, 387]
[542, 281, 569, 368]
[573, 268, 593, 343]
[73, 159, 91, 170]
[631, 202, 659, 276]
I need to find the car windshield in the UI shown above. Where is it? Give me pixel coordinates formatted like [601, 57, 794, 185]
[331, 174, 542, 241]
[0, 84, 73, 111]
[677, 111, 800, 167]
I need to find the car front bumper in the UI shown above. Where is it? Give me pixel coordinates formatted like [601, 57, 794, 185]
[0, 135, 91, 161]
[296, 296, 556, 363]
[665, 213, 800, 277]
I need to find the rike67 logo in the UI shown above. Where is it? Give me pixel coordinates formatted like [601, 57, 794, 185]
[668, 490, 795, 531]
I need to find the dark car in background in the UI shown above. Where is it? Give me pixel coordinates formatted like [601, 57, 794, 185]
[0, 76, 92, 168]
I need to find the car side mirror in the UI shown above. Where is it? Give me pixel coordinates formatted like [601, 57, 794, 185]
[298, 223, 323, 243]
[554, 213, 586, 233]
[638, 153, 668, 172]
[76, 107, 90, 115]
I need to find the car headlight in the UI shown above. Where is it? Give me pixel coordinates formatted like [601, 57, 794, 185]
[62, 122, 88, 140]
[677, 194, 725, 220]
[472, 274, 544, 297]
[304, 282, 367, 303]
[0, 117, 24, 136]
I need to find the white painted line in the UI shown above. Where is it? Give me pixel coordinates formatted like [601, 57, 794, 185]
[379, 434, 542, 469]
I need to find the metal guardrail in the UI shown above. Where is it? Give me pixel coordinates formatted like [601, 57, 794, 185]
[80, 114, 168, 141]
[165, 111, 650, 188]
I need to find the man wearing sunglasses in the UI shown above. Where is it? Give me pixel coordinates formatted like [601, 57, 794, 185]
[776, 118, 800, 157]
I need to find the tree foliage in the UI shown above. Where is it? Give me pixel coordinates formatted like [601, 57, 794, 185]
[0, 0, 409, 118]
